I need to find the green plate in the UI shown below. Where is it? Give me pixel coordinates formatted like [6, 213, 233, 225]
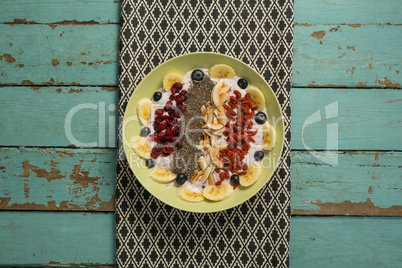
[123, 52, 284, 213]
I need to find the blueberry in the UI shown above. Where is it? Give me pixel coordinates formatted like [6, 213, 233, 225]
[191, 69, 204, 81]
[230, 174, 239, 185]
[145, 158, 155, 168]
[254, 151, 265, 161]
[255, 112, 267, 124]
[140, 127, 151, 137]
[153, 91, 162, 101]
[237, 78, 248, 89]
[176, 173, 187, 186]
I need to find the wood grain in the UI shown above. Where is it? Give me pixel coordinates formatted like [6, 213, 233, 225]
[1, 148, 400, 216]
[292, 87, 402, 150]
[0, 24, 400, 88]
[0, 212, 401, 267]
[0, 148, 116, 211]
[1, 0, 401, 25]
[0, 25, 119, 86]
[0, 86, 117, 147]
[1, 87, 400, 150]
[292, 151, 402, 216]
[293, 24, 401, 88]
[290, 216, 402, 268]
[0, 211, 116, 266]
[0, 0, 120, 24]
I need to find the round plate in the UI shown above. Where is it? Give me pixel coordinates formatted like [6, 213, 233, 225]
[123, 52, 284, 213]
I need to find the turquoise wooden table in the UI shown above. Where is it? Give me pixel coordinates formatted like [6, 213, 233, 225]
[0, 0, 401, 267]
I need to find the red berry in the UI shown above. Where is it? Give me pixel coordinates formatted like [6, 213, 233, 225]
[172, 127, 180, 136]
[155, 109, 163, 116]
[177, 104, 186, 113]
[180, 90, 187, 95]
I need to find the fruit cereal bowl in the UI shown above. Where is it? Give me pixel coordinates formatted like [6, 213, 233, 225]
[123, 52, 284, 213]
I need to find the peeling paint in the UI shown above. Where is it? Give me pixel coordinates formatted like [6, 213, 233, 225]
[22, 80, 34, 85]
[97, 61, 116, 65]
[329, 27, 338, 32]
[18, 64, 24, 68]
[3, 54, 16, 63]
[70, 161, 100, 188]
[71, 82, 81, 86]
[68, 88, 83, 93]
[20, 160, 65, 182]
[292, 198, 402, 216]
[56, 150, 75, 157]
[294, 23, 312, 27]
[376, 77, 401, 88]
[349, 24, 362, 28]
[60, 31, 65, 37]
[4, 18, 37, 25]
[375, 152, 383, 161]
[52, 59, 59, 66]
[50, 160, 59, 167]
[0, 166, 6, 172]
[337, 46, 341, 49]
[49, 24, 57, 30]
[384, 99, 402, 103]
[368, 63, 373, 69]
[101, 87, 117, 92]
[346, 46, 355, 51]
[56, 88, 62, 93]
[368, 186, 373, 194]
[357, 82, 366, 87]
[67, 61, 72, 66]
[24, 182, 29, 198]
[311, 31, 325, 39]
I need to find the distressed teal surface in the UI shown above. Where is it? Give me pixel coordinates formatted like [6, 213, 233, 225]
[0, 0, 120, 24]
[1, 0, 401, 25]
[290, 216, 402, 268]
[293, 24, 402, 88]
[0, 148, 116, 211]
[295, 0, 402, 25]
[1, 148, 399, 215]
[1, 24, 401, 88]
[0, 87, 117, 147]
[0, 213, 401, 267]
[0, 25, 119, 86]
[1, 86, 400, 150]
[292, 151, 402, 214]
[292, 87, 402, 150]
[0, 211, 116, 265]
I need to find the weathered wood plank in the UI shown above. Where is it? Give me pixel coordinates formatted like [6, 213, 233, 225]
[1, 148, 400, 216]
[292, 151, 402, 216]
[0, 211, 115, 266]
[0, 0, 120, 24]
[290, 216, 402, 268]
[1, 0, 401, 25]
[0, 86, 117, 147]
[0, 24, 401, 88]
[0, 213, 400, 267]
[1, 86, 400, 150]
[292, 87, 402, 150]
[295, 0, 402, 25]
[0, 25, 119, 86]
[0, 148, 116, 211]
[293, 24, 401, 88]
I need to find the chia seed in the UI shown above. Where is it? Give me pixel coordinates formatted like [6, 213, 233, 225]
[172, 75, 215, 178]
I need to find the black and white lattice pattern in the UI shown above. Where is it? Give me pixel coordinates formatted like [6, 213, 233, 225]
[116, 0, 293, 267]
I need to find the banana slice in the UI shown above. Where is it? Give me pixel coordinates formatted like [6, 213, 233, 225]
[163, 73, 184, 92]
[203, 183, 234, 201]
[239, 162, 262, 187]
[177, 185, 205, 202]
[209, 64, 236, 79]
[149, 167, 176, 183]
[137, 98, 154, 125]
[129, 136, 150, 158]
[246, 85, 265, 111]
[262, 122, 276, 150]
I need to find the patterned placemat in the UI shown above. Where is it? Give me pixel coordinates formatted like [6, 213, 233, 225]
[116, 0, 293, 267]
